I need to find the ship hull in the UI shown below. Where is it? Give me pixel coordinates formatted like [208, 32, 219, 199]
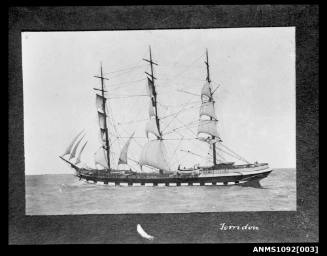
[74, 165, 272, 187]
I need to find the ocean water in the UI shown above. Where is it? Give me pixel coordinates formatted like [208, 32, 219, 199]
[25, 168, 296, 215]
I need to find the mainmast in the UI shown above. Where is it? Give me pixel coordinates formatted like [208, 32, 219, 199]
[143, 46, 161, 139]
[204, 49, 217, 166]
[94, 63, 111, 170]
[139, 46, 170, 173]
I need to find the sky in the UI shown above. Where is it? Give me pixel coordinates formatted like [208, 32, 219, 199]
[22, 27, 296, 175]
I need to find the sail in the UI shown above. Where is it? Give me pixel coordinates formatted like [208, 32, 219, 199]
[98, 111, 107, 129]
[201, 82, 212, 99]
[75, 141, 88, 164]
[118, 132, 135, 165]
[61, 130, 84, 156]
[139, 140, 170, 172]
[197, 119, 219, 138]
[96, 94, 106, 113]
[145, 119, 160, 138]
[146, 77, 155, 97]
[94, 146, 108, 169]
[148, 99, 155, 118]
[199, 101, 217, 120]
[99, 128, 107, 144]
[69, 134, 85, 160]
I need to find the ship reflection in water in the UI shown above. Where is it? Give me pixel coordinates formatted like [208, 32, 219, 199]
[25, 168, 295, 215]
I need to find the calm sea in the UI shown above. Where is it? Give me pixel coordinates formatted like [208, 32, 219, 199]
[25, 168, 296, 215]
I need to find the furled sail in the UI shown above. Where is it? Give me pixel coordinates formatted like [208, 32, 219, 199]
[201, 82, 212, 99]
[197, 119, 219, 138]
[148, 99, 156, 118]
[94, 146, 109, 169]
[145, 119, 160, 138]
[197, 136, 221, 145]
[118, 132, 135, 165]
[69, 134, 85, 160]
[199, 101, 217, 120]
[139, 140, 170, 172]
[61, 130, 84, 157]
[75, 141, 88, 164]
[146, 77, 155, 97]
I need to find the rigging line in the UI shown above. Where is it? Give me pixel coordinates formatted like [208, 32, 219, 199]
[103, 64, 144, 74]
[108, 78, 147, 88]
[107, 94, 148, 99]
[163, 120, 199, 135]
[219, 143, 250, 163]
[216, 146, 248, 163]
[158, 100, 199, 109]
[177, 89, 200, 97]
[163, 122, 199, 136]
[175, 116, 198, 137]
[180, 149, 209, 160]
[215, 150, 226, 162]
[165, 53, 205, 81]
[106, 102, 122, 153]
[105, 66, 144, 78]
[161, 98, 195, 133]
[168, 136, 184, 165]
[160, 104, 199, 120]
[171, 151, 189, 167]
[117, 118, 148, 125]
[118, 124, 143, 150]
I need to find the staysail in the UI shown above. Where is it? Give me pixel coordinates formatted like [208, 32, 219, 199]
[139, 140, 170, 172]
[118, 132, 135, 165]
[75, 141, 88, 165]
[61, 130, 84, 157]
[69, 134, 85, 160]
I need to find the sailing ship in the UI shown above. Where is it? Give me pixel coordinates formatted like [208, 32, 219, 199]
[59, 47, 272, 187]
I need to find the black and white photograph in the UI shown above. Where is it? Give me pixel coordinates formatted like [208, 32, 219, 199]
[9, 5, 318, 244]
[23, 27, 296, 215]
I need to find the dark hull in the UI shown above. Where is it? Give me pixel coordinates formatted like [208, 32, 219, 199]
[75, 168, 272, 186]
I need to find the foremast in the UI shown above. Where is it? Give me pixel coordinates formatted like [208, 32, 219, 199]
[94, 63, 111, 171]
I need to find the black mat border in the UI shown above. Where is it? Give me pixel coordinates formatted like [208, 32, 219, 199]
[8, 5, 319, 244]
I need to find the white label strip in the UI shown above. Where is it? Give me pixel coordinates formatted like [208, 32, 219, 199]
[145, 183, 153, 187]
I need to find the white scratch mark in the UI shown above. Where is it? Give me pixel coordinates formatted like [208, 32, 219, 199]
[137, 224, 154, 241]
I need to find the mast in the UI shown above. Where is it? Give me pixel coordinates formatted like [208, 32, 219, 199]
[143, 46, 161, 139]
[140, 46, 170, 174]
[205, 49, 217, 166]
[94, 63, 111, 170]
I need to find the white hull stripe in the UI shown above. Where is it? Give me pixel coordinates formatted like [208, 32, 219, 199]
[93, 178, 258, 186]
